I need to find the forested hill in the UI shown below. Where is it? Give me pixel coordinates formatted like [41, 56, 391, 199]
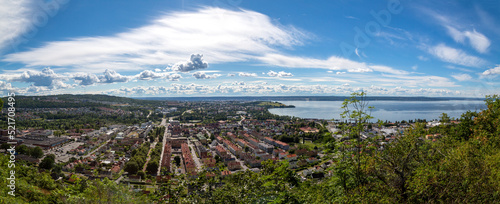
[2, 94, 166, 109]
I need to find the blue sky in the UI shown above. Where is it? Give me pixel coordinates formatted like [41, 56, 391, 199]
[0, 0, 499, 97]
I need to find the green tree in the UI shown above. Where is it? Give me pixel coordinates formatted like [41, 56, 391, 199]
[124, 161, 139, 175]
[174, 155, 181, 166]
[30, 146, 44, 158]
[146, 160, 159, 175]
[39, 155, 55, 170]
[440, 112, 451, 123]
[337, 91, 374, 192]
[373, 123, 427, 202]
[0, 143, 10, 151]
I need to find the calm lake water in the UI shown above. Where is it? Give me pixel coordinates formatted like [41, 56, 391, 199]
[268, 100, 487, 122]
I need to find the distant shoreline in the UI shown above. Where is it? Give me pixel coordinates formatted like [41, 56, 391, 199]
[134, 96, 485, 102]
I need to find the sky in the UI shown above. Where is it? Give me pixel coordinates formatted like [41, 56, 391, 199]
[0, 0, 499, 97]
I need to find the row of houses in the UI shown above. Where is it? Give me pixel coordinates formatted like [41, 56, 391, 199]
[181, 143, 196, 174]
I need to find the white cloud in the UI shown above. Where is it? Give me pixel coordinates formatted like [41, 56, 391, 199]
[3, 7, 306, 72]
[14, 67, 62, 86]
[98, 69, 130, 83]
[267, 70, 293, 77]
[446, 26, 490, 53]
[137, 70, 164, 80]
[258, 53, 410, 75]
[348, 68, 373, 73]
[238, 72, 258, 77]
[336, 72, 346, 75]
[103, 83, 463, 97]
[165, 73, 182, 81]
[369, 65, 408, 75]
[192, 71, 221, 79]
[171, 54, 208, 72]
[418, 56, 428, 61]
[257, 53, 367, 71]
[0, 81, 15, 93]
[9, 67, 72, 89]
[451, 73, 472, 81]
[481, 65, 500, 76]
[0, 0, 33, 51]
[73, 73, 100, 85]
[428, 44, 485, 67]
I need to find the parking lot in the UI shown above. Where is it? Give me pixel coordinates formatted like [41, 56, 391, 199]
[45, 141, 84, 163]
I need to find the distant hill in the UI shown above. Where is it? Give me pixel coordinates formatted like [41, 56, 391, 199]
[135, 96, 484, 102]
[2, 94, 165, 109]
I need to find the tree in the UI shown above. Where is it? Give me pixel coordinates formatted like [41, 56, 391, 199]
[146, 160, 159, 175]
[17, 144, 29, 154]
[337, 91, 374, 191]
[124, 161, 139, 175]
[1, 143, 10, 151]
[39, 156, 55, 170]
[373, 123, 426, 202]
[452, 111, 476, 141]
[30, 146, 44, 158]
[137, 171, 146, 179]
[440, 113, 451, 124]
[174, 156, 181, 166]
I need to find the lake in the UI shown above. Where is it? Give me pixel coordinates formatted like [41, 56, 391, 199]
[268, 100, 487, 122]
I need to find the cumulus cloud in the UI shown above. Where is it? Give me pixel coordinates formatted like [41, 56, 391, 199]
[104, 82, 463, 97]
[267, 70, 293, 77]
[428, 44, 485, 67]
[137, 70, 164, 80]
[192, 71, 221, 79]
[171, 54, 208, 72]
[0, 81, 14, 92]
[165, 73, 182, 81]
[451, 73, 472, 81]
[238, 72, 258, 77]
[10, 67, 72, 89]
[15, 67, 62, 86]
[98, 69, 130, 83]
[73, 73, 100, 85]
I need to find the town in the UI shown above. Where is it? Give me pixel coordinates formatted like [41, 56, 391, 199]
[0, 94, 452, 198]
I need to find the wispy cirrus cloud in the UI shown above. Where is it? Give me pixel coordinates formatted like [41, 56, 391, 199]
[2, 7, 307, 72]
[421, 8, 491, 54]
[0, 0, 34, 52]
[445, 26, 490, 53]
[427, 44, 485, 67]
[451, 73, 473, 81]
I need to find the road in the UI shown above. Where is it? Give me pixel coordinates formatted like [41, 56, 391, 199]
[238, 116, 245, 125]
[187, 141, 203, 171]
[115, 175, 124, 184]
[157, 117, 172, 175]
[142, 140, 157, 172]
